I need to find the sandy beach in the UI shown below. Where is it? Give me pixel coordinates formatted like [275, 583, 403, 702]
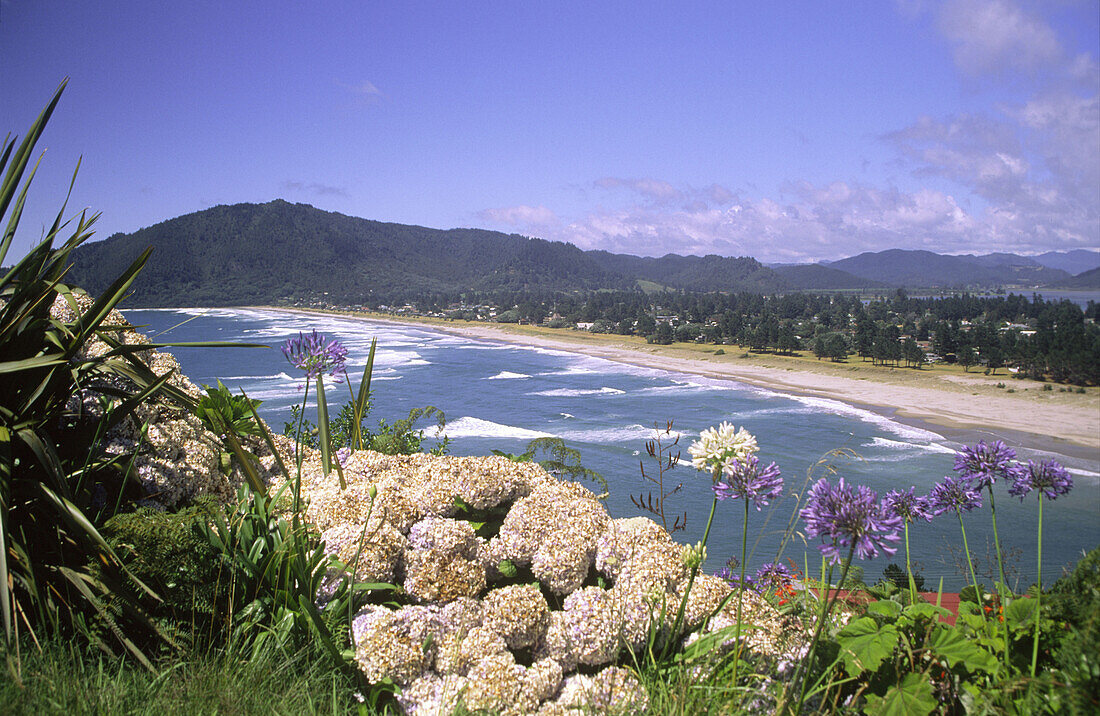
[272, 309, 1100, 460]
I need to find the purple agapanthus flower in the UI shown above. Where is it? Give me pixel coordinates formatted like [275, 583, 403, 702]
[755, 562, 793, 589]
[1009, 459, 1073, 501]
[799, 477, 902, 564]
[282, 330, 348, 382]
[713, 455, 783, 510]
[929, 475, 983, 515]
[953, 440, 1022, 490]
[716, 566, 756, 592]
[883, 487, 935, 524]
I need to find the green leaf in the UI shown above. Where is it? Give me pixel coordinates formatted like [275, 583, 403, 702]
[1004, 596, 1038, 632]
[352, 337, 376, 451]
[901, 601, 951, 624]
[836, 616, 900, 674]
[0, 354, 66, 374]
[866, 599, 903, 619]
[316, 375, 334, 480]
[864, 672, 938, 716]
[927, 624, 1000, 673]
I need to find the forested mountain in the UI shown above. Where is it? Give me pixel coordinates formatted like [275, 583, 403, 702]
[826, 249, 1073, 288]
[770, 263, 886, 290]
[585, 251, 785, 292]
[1032, 249, 1100, 275]
[1055, 266, 1100, 289]
[65, 200, 1096, 307]
[67, 201, 632, 306]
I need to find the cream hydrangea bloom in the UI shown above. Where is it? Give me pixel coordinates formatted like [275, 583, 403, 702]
[688, 422, 758, 476]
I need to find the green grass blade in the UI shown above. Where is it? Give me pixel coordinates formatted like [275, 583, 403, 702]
[245, 392, 290, 482]
[222, 427, 267, 495]
[316, 376, 333, 479]
[103, 369, 174, 433]
[0, 426, 10, 645]
[352, 338, 376, 451]
[0, 79, 67, 264]
[0, 355, 67, 375]
[68, 247, 151, 353]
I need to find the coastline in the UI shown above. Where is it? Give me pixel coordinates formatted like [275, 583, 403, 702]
[262, 307, 1100, 462]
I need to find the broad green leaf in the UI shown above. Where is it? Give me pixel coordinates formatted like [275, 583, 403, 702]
[867, 599, 903, 619]
[927, 624, 1000, 673]
[865, 672, 938, 716]
[902, 601, 951, 623]
[1004, 597, 1038, 631]
[836, 616, 900, 674]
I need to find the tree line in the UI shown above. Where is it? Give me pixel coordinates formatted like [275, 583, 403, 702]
[378, 289, 1100, 386]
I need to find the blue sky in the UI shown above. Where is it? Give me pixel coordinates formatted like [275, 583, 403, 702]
[2, 0, 1097, 263]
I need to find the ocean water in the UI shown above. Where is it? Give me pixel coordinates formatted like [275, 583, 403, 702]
[124, 308, 1100, 591]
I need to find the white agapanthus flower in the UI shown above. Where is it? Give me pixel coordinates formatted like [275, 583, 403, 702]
[688, 422, 758, 475]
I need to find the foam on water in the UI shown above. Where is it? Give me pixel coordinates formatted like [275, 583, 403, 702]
[557, 424, 656, 444]
[530, 387, 627, 397]
[440, 416, 554, 440]
[759, 391, 948, 443]
[486, 371, 530, 380]
[868, 437, 957, 455]
[216, 372, 294, 382]
[634, 381, 728, 396]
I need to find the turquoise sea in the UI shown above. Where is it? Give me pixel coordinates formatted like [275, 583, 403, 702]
[124, 308, 1100, 591]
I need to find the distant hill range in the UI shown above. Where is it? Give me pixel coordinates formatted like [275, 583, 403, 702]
[818, 249, 1096, 290]
[65, 200, 1100, 307]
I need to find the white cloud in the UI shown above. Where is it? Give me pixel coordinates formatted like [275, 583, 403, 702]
[936, 0, 1062, 76]
[474, 2, 1098, 264]
[594, 177, 685, 204]
[282, 180, 349, 197]
[482, 168, 1095, 263]
[478, 204, 559, 229]
[350, 80, 381, 96]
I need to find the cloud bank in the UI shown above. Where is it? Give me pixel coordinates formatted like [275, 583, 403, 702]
[479, 0, 1098, 263]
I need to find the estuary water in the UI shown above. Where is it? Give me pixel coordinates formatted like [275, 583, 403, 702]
[124, 308, 1100, 591]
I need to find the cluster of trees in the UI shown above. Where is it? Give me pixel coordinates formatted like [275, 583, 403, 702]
[394, 288, 1100, 385]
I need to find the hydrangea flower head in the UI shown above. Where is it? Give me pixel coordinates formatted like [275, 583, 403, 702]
[688, 422, 758, 475]
[799, 477, 902, 564]
[953, 440, 1022, 490]
[929, 475, 983, 515]
[713, 455, 783, 510]
[1009, 459, 1073, 501]
[883, 487, 934, 524]
[282, 329, 348, 382]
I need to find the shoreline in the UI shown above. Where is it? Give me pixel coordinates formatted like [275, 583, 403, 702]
[261, 307, 1100, 464]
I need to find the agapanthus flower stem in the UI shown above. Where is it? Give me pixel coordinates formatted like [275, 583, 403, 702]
[957, 511, 986, 625]
[987, 488, 1010, 665]
[1031, 496, 1043, 678]
[292, 379, 311, 530]
[731, 497, 749, 688]
[664, 493, 719, 661]
[904, 522, 918, 604]
[791, 541, 856, 716]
